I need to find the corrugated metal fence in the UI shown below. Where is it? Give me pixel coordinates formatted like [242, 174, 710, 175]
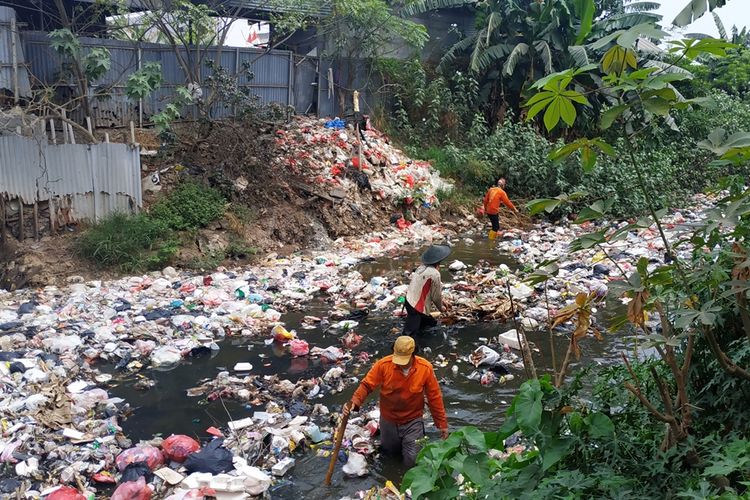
[0, 134, 142, 241]
[0, 6, 31, 100]
[19, 31, 313, 128]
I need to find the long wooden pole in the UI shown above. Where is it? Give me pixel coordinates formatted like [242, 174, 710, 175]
[324, 406, 351, 486]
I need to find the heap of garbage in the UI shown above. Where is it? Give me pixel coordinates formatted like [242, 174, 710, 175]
[0, 218, 468, 498]
[0, 181, 718, 498]
[274, 116, 453, 208]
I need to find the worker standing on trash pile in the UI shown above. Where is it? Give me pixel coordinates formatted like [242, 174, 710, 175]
[483, 178, 519, 240]
[403, 245, 452, 336]
[343, 336, 449, 467]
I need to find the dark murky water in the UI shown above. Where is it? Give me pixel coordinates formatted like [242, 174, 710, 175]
[105, 238, 634, 498]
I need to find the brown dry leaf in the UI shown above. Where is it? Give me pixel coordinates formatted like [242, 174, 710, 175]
[552, 304, 578, 328]
[575, 292, 588, 307]
[731, 243, 750, 282]
[592, 328, 603, 341]
[627, 290, 649, 328]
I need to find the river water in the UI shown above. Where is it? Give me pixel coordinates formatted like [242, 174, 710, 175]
[105, 237, 633, 499]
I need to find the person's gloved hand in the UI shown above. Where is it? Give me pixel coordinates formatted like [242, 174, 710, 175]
[342, 401, 355, 419]
[440, 428, 449, 440]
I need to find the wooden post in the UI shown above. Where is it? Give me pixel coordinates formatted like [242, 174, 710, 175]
[49, 199, 56, 235]
[86, 116, 93, 138]
[50, 119, 57, 145]
[33, 202, 39, 240]
[104, 132, 110, 143]
[137, 47, 143, 128]
[0, 197, 6, 244]
[11, 18, 19, 105]
[68, 123, 76, 144]
[130, 121, 136, 145]
[61, 110, 69, 144]
[18, 200, 24, 241]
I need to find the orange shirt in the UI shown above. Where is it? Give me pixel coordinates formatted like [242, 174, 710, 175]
[483, 186, 516, 215]
[351, 355, 448, 430]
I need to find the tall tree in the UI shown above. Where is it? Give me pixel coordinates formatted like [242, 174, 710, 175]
[272, 0, 428, 114]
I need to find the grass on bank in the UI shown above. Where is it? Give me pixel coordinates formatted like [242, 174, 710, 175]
[75, 181, 231, 272]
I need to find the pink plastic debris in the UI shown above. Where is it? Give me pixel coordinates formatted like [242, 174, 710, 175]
[289, 339, 310, 356]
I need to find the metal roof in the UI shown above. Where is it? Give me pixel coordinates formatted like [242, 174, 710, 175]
[224, 0, 332, 17]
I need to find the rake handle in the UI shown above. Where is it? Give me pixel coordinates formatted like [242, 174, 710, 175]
[324, 404, 352, 486]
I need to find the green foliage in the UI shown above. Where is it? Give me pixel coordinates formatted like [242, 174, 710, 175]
[75, 213, 177, 272]
[77, 181, 227, 272]
[110, 0, 219, 46]
[272, 0, 427, 61]
[687, 49, 750, 97]
[150, 182, 225, 231]
[126, 62, 163, 100]
[82, 48, 111, 82]
[379, 59, 483, 146]
[49, 28, 111, 83]
[672, 0, 730, 27]
[49, 28, 80, 58]
[407, 364, 750, 499]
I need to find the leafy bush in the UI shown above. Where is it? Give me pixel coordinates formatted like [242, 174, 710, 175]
[405, 369, 750, 499]
[378, 58, 485, 146]
[150, 181, 226, 231]
[417, 109, 750, 218]
[75, 213, 177, 272]
[77, 181, 227, 272]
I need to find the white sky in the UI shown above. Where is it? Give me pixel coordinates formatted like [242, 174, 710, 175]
[655, 0, 750, 38]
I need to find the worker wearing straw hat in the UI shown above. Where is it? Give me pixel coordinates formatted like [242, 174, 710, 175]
[403, 245, 451, 336]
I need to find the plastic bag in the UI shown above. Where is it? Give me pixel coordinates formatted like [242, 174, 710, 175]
[342, 452, 369, 477]
[121, 462, 153, 483]
[183, 438, 234, 474]
[271, 325, 294, 342]
[116, 445, 164, 472]
[341, 331, 362, 349]
[111, 477, 152, 500]
[289, 339, 309, 357]
[46, 487, 86, 500]
[150, 346, 182, 367]
[162, 434, 201, 463]
[470, 346, 500, 367]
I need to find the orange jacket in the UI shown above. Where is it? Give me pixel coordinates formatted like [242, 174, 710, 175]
[483, 186, 516, 215]
[351, 355, 448, 430]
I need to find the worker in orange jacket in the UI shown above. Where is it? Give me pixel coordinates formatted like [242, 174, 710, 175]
[343, 336, 448, 467]
[483, 177, 518, 240]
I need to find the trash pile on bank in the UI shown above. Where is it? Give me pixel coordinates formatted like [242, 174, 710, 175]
[488, 193, 715, 334]
[274, 116, 453, 208]
[0, 183, 717, 498]
[0, 219, 467, 498]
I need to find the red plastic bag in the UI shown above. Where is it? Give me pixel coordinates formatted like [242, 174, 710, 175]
[341, 331, 362, 349]
[289, 339, 309, 357]
[91, 472, 117, 484]
[162, 434, 201, 463]
[476, 206, 485, 216]
[395, 217, 411, 230]
[46, 486, 86, 500]
[116, 445, 164, 472]
[111, 477, 152, 500]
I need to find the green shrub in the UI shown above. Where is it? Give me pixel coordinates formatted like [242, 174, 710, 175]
[150, 181, 226, 231]
[75, 213, 177, 272]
